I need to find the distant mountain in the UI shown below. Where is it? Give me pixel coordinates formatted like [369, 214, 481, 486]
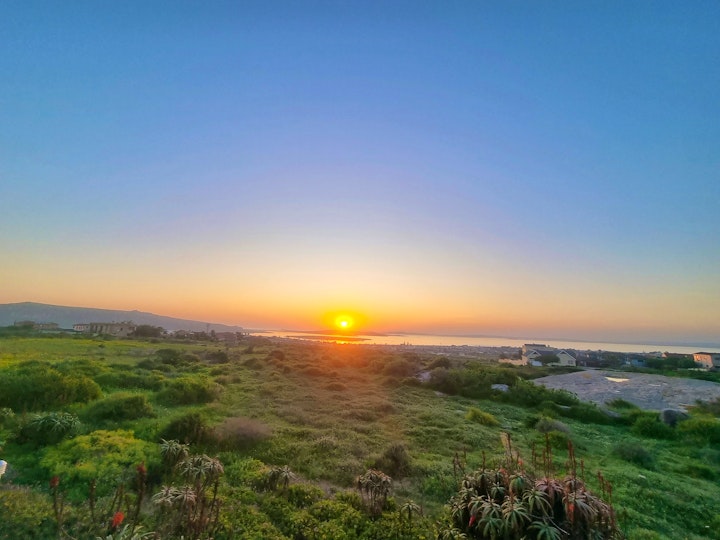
[0, 302, 244, 333]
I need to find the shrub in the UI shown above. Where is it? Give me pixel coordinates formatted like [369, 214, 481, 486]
[607, 398, 639, 410]
[534, 416, 569, 434]
[383, 358, 416, 377]
[677, 415, 720, 444]
[631, 416, 676, 440]
[0, 362, 101, 411]
[159, 412, 210, 445]
[543, 429, 571, 449]
[212, 416, 272, 450]
[94, 370, 164, 391]
[427, 356, 451, 370]
[505, 379, 579, 408]
[268, 350, 285, 362]
[465, 407, 500, 426]
[0, 486, 55, 538]
[16, 412, 80, 446]
[612, 441, 655, 469]
[40, 429, 157, 499]
[82, 393, 155, 423]
[207, 350, 229, 364]
[372, 442, 413, 478]
[561, 402, 614, 424]
[0, 407, 15, 428]
[157, 376, 220, 405]
[155, 348, 183, 365]
[694, 397, 720, 416]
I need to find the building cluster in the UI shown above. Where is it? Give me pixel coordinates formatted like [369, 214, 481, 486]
[500, 344, 578, 367]
[72, 322, 136, 337]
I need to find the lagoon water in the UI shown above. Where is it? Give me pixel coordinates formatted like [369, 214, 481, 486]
[254, 331, 720, 355]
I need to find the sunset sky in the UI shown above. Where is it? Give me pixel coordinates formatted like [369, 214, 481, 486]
[1, 1, 718, 343]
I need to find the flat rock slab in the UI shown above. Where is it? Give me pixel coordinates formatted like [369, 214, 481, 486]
[532, 370, 720, 411]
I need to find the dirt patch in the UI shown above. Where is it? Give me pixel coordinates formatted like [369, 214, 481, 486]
[533, 370, 720, 411]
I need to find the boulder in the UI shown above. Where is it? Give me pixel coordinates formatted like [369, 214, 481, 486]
[659, 408, 688, 427]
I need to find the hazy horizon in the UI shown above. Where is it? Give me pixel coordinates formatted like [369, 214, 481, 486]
[2, 2, 718, 344]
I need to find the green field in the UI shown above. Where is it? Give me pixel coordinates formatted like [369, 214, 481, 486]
[0, 334, 718, 539]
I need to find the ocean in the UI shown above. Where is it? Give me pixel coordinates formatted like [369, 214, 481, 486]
[253, 331, 720, 355]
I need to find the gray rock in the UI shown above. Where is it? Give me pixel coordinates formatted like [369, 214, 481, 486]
[491, 384, 509, 392]
[659, 408, 688, 427]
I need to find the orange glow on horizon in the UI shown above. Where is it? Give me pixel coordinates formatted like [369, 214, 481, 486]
[322, 311, 366, 333]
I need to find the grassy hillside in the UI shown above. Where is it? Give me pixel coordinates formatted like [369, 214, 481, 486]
[0, 334, 718, 539]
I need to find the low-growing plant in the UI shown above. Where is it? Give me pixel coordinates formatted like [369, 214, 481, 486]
[631, 416, 676, 440]
[372, 442, 413, 478]
[16, 411, 81, 446]
[677, 415, 720, 444]
[535, 416, 569, 434]
[83, 393, 155, 423]
[40, 429, 157, 500]
[159, 412, 210, 445]
[0, 486, 56, 538]
[465, 407, 500, 426]
[612, 441, 655, 469]
[157, 376, 220, 405]
[0, 362, 101, 411]
[212, 416, 272, 450]
[442, 436, 618, 539]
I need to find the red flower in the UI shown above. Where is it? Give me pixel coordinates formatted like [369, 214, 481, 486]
[469, 515, 476, 527]
[49, 476, 60, 489]
[111, 511, 125, 528]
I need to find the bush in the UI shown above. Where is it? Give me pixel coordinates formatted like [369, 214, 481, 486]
[207, 350, 229, 364]
[534, 416, 569, 434]
[156, 348, 183, 365]
[543, 429, 571, 449]
[631, 416, 676, 440]
[561, 402, 613, 424]
[428, 356, 451, 369]
[382, 358, 416, 377]
[694, 397, 720, 416]
[372, 442, 413, 478]
[607, 398, 639, 410]
[16, 412, 80, 446]
[0, 486, 55, 538]
[159, 412, 210, 445]
[505, 379, 579, 408]
[94, 370, 164, 391]
[0, 407, 15, 428]
[157, 376, 220, 405]
[82, 393, 155, 423]
[0, 362, 101, 411]
[40, 429, 157, 499]
[465, 407, 500, 426]
[613, 441, 655, 469]
[677, 415, 720, 444]
[212, 416, 272, 450]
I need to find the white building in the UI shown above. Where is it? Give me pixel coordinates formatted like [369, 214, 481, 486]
[521, 344, 577, 367]
[693, 352, 720, 370]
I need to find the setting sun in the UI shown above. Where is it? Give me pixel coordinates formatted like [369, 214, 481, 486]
[334, 314, 355, 332]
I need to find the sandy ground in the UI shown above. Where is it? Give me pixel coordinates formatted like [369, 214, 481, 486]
[532, 369, 720, 411]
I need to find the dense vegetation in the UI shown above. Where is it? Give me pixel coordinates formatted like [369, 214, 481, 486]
[0, 333, 718, 539]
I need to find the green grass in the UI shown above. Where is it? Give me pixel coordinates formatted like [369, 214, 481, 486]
[0, 334, 718, 539]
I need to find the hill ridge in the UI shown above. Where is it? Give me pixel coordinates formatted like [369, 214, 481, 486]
[0, 301, 243, 333]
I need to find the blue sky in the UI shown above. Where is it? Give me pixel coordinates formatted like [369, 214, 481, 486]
[1, 1, 718, 342]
